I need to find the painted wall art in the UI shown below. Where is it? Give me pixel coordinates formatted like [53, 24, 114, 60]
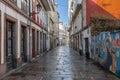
[91, 31, 120, 76]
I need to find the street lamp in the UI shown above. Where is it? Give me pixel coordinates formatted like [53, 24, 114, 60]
[28, 1, 41, 63]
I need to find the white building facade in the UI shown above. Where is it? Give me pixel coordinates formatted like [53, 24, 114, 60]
[0, 0, 58, 77]
[68, 0, 91, 57]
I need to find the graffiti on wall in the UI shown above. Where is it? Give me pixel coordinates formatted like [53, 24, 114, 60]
[91, 31, 120, 76]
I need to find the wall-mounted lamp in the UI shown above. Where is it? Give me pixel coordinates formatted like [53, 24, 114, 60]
[36, 3, 42, 12]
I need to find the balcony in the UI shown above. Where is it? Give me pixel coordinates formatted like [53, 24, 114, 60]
[11, 0, 17, 5]
[21, 1, 28, 14]
[41, 0, 51, 11]
[74, 0, 82, 11]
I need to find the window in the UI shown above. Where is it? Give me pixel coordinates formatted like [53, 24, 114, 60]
[11, 0, 17, 4]
[21, 0, 28, 13]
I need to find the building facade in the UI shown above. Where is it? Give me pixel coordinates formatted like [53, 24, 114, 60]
[68, 0, 83, 52]
[0, 0, 58, 77]
[59, 22, 69, 46]
[48, 0, 59, 49]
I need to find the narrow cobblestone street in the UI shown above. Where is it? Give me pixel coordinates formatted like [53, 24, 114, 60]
[1, 46, 120, 80]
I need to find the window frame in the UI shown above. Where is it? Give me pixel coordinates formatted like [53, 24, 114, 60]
[21, 0, 28, 13]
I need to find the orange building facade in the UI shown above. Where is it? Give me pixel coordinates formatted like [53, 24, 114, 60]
[86, 0, 120, 25]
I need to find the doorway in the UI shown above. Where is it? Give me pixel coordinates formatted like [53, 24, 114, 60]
[37, 31, 39, 55]
[85, 38, 89, 51]
[40, 32, 43, 52]
[0, 11, 1, 64]
[43, 33, 45, 51]
[32, 29, 35, 57]
[6, 20, 16, 70]
[21, 26, 27, 63]
[85, 38, 89, 59]
[45, 34, 46, 51]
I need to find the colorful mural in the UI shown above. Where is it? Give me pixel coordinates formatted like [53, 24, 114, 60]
[91, 31, 120, 76]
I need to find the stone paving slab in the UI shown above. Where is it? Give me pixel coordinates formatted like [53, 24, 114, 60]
[1, 46, 120, 80]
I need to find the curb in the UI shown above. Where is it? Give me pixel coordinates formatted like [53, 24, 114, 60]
[0, 63, 27, 80]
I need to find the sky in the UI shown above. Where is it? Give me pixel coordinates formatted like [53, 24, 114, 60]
[54, 0, 68, 25]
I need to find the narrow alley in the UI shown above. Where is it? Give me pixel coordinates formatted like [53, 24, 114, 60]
[0, 0, 120, 79]
[1, 46, 119, 80]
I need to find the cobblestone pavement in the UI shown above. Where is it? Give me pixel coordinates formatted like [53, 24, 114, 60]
[1, 46, 120, 80]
